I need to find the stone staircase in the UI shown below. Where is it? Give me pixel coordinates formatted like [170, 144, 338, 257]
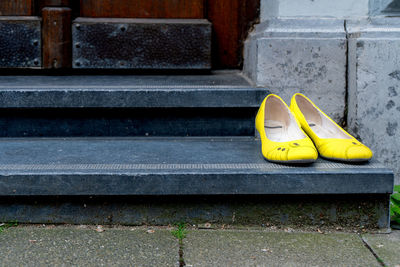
[0, 71, 394, 229]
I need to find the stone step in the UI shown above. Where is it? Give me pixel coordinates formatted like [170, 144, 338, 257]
[0, 72, 267, 137]
[0, 136, 394, 228]
[0, 137, 392, 196]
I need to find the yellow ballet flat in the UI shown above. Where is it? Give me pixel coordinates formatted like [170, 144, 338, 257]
[255, 94, 318, 164]
[290, 93, 373, 162]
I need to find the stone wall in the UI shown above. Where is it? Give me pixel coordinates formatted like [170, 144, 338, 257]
[244, 0, 400, 184]
[261, 0, 369, 19]
[244, 18, 347, 122]
[347, 18, 400, 184]
[370, 0, 400, 16]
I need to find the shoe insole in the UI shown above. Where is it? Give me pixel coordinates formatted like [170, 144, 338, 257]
[308, 120, 340, 139]
[308, 118, 350, 139]
[295, 95, 351, 140]
[265, 120, 286, 142]
[265, 120, 305, 142]
[264, 96, 306, 142]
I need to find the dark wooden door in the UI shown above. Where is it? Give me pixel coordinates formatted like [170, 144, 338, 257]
[80, 0, 205, 19]
[0, 0, 259, 70]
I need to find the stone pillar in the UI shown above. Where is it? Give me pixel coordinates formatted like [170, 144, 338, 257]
[244, 18, 347, 121]
[347, 18, 400, 184]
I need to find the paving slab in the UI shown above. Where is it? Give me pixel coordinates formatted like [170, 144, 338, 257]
[184, 230, 379, 267]
[362, 230, 400, 267]
[0, 226, 178, 267]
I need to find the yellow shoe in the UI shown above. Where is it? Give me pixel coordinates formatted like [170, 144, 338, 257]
[255, 94, 318, 164]
[290, 93, 373, 162]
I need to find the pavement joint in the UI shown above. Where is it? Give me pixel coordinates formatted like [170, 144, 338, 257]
[360, 235, 387, 267]
[171, 223, 188, 267]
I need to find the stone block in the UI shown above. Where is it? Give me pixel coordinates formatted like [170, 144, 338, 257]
[260, 0, 369, 19]
[244, 18, 347, 121]
[347, 17, 400, 184]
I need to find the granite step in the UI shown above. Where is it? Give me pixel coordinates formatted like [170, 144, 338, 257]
[0, 136, 394, 228]
[0, 72, 263, 108]
[0, 136, 393, 196]
[0, 72, 267, 137]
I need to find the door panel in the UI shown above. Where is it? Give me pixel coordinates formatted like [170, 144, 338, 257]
[72, 18, 211, 69]
[80, 0, 205, 19]
[0, 17, 41, 68]
[75, 0, 210, 69]
[0, 0, 34, 16]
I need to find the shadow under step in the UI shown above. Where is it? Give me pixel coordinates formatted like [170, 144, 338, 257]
[0, 136, 394, 229]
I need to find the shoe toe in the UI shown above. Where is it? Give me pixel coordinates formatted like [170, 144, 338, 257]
[287, 146, 318, 162]
[319, 139, 373, 161]
[346, 145, 373, 160]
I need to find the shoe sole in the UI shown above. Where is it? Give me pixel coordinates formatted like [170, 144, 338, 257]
[264, 158, 317, 165]
[320, 156, 371, 163]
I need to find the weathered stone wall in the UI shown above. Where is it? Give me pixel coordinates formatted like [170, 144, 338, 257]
[261, 0, 369, 19]
[370, 0, 400, 16]
[261, 0, 400, 18]
[244, 18, 346, 122]
[347, 18, 400, 184]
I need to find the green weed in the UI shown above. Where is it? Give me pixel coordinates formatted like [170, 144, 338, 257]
[0, 220, 18, 233]
[171, 222, 187, 267]
[390, 185, 400, 229]
[171, 222, 187, 241]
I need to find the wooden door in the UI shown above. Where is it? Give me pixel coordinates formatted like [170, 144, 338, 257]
[0, 0, 259, 70]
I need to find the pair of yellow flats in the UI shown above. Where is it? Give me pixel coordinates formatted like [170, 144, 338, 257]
[255, 93, 373, 164]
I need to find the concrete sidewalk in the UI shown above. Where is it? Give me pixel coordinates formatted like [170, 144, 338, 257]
[0, 225, 399, 267]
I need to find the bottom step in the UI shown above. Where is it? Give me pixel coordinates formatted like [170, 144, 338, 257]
[0, 137, 394, 228]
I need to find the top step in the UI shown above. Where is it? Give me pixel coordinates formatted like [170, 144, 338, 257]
[0, 72, 267, 108]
